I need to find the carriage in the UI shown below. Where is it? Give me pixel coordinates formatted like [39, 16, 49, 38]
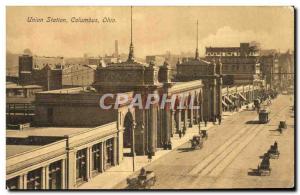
[254, 99, 260, 108]
[267, 142, 280, 159]
[259, 109, 270, 124]
[190, 135, 204, 150]
[278, 121, 287, 129]
[200, 130, 208, 140]
[127, 168, 156, 189]
[258, 156, 271, 176]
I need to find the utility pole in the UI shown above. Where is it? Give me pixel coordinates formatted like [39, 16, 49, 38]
[131, 122, 135, 172]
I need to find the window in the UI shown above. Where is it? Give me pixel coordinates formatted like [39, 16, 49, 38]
[76, 149, 87, 182]
[105, 139, 114, 169]
[48, 161, 62, 189]
[27, 168, 42, 189]
[92, 143, 102, 174]
[6, 177, 19, 190]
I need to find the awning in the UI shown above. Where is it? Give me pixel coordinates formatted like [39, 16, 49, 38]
[222, 100, 228, 107]
[224, 96, 233, 105]
[238, 92, 247, 101]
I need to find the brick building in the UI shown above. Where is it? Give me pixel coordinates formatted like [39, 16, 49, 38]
[205, 43, 262, 85]
[62, 64, 97, 88]
[18, 55, 63, 90]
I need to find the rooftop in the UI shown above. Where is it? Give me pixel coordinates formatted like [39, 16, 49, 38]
[179, 58, 211, 66]
[6, 126, 93, 138]
[6, 83, 43, 89]
[37, 87, 97, 94]
[106, 60, 148, 68]
[6, 145, 41, 158]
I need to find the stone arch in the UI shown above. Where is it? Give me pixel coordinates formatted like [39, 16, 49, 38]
[123, 110, 134, 148]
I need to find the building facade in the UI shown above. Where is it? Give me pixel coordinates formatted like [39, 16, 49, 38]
[62, 64, 97, 88]
[205, 43, 262, 85]
[18, 55, 63, 90]
[6, 122, 122, 189]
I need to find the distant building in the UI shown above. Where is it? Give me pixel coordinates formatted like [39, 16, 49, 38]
[205, 43, 262, 85]
[87, 57, 101, 65]
[260, 50, 294, 90]
[6, 82, 43, 125]
[278, 50, 294, 89]
[32, 55, 64, 70]
[260, 51, 279, 89]
[18, 55, 63, 90]
[62, 64, 97, 88]
[145, 55, 165, 66]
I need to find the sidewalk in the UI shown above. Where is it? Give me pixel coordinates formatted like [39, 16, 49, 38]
[78, 107, 245, 189]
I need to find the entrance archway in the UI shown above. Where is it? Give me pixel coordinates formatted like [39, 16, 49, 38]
[123, 111, 134, 149]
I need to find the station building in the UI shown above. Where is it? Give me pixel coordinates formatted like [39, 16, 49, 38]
[6, 122, 122, 189]
[6, 14, 265, 190]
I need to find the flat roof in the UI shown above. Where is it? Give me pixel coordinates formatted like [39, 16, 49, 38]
[6, 83, 43, 89]
[6, 145, 41, 157]
[37, 87, 97, 94]
[6, 126, 92, 138]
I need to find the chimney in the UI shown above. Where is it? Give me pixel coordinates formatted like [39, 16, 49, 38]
[115, 40, 119, 57]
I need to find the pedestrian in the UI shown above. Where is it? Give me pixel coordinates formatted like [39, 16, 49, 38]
[147, 150, 152, 163]
[179, 130, 182, 139]
[204, 119, 207, 127]
[168, 141, 172, 150]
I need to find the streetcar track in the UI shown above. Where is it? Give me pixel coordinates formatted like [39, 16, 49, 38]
[188, 101, 289, 177]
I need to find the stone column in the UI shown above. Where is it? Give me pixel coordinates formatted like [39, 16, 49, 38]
[182, 109, 187, 132]
[100, 142, 104, 173]
[163, 105, 171, 149]
[170, 110, 175, 136]
[103, 141, 106, 171]
[18, 175, 23, 189]
[117, 128, 123, 165]
[67, 148, 76, 189]
[176, 109, 182, 133]
[211, 79, 217, 122]
[41, 166, 48, 189]
[189, 107, 193, 127]
[61, 159, 66, 189]
[86, 147, 91, 181]
[42, 165, 49, 189]
[148, 104, 157, 155]
[217, 77, 223, 118]
[113, 137, 118, 165]
[22, 173, 27, 190]
[195, 103, 199, 124]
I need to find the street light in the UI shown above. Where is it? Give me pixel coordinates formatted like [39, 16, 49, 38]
[131, 122, 136, 172]
[198, 115, 201, 135]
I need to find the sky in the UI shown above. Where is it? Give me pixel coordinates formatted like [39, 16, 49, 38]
[6, 6, 294, 58]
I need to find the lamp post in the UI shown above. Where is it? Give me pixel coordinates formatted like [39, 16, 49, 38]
[198, 114, 201, 135]
[131, 122, 136, 172]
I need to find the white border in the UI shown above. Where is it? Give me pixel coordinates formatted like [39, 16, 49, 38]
[1, 0, 299, 195]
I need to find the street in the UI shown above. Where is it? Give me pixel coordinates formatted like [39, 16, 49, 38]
[115, 94, 294, 189]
